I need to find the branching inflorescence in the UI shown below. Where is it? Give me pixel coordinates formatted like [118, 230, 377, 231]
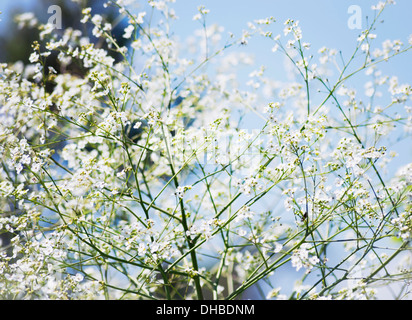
[0, 0, 411, 300]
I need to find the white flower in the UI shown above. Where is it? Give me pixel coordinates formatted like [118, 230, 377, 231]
[138, 243, 146, 256]
[116, 169, 126, 178]
[91, 14, 103, 26]
[266, 287, 281, 299]
[273, 242, 283, 253]
[150, 241, 160, 253]
[291, 244, 319, 273]
[15, 163, 24, 175]
[123, 24, 134, 39]
[136, 11, 146, 24]
[73, 273, 84, 282]
[309, 256, 320, 265]
[236, 176, 260, 196]
[361, 43, 370, 52]
[235, 206, 254, 222]
[174, 185, 192, 199]
[271, 44, 279, 52]
[80, 7, 91, 23]
[197, 5, 210, 15]
[192, 13, 202, 21]
[39, 23, 55, 40]
[29, 52, 39, 63]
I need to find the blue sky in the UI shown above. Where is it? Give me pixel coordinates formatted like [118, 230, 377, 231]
[2, 0, 411, 80]
[169, 1, 412, 80]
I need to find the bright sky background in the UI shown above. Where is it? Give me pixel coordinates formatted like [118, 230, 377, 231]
[169, 0, 412, 80]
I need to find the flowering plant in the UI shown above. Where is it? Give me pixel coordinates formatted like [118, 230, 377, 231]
[0, 0, 411, 300]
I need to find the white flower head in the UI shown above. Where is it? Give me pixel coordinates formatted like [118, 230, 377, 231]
[174, 185, 192, 199]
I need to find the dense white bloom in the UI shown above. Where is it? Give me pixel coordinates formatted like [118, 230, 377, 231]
[123, 24, 134, 39]
[291, 243, 319, 273]
[0, 0, 410, 301]
[174, 185, 192, 198]
[29, 52, 39, 63]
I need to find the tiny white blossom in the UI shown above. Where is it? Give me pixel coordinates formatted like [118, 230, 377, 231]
[29, 52, 39, 63]
[123, 25, 134, 39]
[73, 273, 84, 282]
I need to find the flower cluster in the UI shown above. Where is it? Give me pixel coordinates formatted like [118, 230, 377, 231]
[291, 243, 320, 273]
[0, 0, 411, 300]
